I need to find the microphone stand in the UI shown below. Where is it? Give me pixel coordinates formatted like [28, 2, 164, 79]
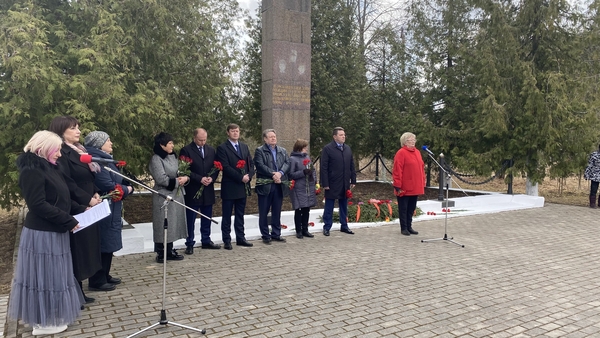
[102, 166, 210, 337]
[420, 152, 464, 248]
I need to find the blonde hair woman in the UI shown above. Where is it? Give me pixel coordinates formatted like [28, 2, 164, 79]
[392, 132, 426, 236]
[8, 131, 84, 336]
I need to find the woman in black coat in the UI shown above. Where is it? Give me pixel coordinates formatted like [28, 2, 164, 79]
[85, 131, 134, 288]
[49, 116, 106, 303]
[8, 131, 84, 336]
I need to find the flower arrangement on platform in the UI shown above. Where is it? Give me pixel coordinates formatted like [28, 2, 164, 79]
[315, 183, 321, 195]
[194, 161, 223, 199]
[236, 160, 251, 196]
[100, 184, 124, 202]
[324, 198, 423, 223]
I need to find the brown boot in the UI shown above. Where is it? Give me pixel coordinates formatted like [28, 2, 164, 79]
[590, 195, 597, 208]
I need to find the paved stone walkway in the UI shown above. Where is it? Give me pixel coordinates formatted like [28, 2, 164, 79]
[5, 203, 600, 337]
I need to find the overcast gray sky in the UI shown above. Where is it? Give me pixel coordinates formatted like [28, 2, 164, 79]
[239, 0, 260, 16]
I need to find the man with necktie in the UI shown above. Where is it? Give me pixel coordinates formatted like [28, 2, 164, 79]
[216, 123, 255, 250]
[254, 129, 290, 244]
[320, 127, 357, 236]
[180, 128, 221, 254]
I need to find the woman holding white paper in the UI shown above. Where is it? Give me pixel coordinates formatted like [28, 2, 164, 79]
[8, 131, 84, 336]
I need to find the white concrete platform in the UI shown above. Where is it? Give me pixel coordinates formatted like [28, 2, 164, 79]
[115, 193, 545, 256]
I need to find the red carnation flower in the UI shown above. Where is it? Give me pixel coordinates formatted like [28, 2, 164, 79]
[236, 160, 246, 169]
[346, 189, 353, 198]
[179, 155, 193, 164]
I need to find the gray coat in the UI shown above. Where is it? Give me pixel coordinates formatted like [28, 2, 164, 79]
[288, 152, 317, 209]
[254, 143, 291, 196]
[149, 149, 188, 243]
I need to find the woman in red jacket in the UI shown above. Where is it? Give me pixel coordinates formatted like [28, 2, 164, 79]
[392, 132, 426, 236]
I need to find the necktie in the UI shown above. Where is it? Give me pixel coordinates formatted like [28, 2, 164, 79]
[338, 144, 343, 151]
[235, 144, 241, 157]
[199, 146, 204, 158]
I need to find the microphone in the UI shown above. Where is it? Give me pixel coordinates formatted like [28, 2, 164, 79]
[421, 145, 435, 156]
[80, 154, 126, 167]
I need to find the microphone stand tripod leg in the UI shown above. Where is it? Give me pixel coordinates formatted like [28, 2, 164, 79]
[421, 164, 464, 248]
[127, 201, 206, 337]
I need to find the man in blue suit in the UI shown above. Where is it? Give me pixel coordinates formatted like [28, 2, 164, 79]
[216, 124, 255, 250]
[320, 127, 357, 236]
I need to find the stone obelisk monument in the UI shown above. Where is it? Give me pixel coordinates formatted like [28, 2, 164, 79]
[261, 0, 311, 152]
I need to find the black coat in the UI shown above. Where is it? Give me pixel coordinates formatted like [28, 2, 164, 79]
[86, 147, 133, 253]
[56, 143, 102, 281]
[320, 141, 357, 199]
[57, 143, 97, 206]
[17, 152, 79, 233]
[216, 140, 254, 200]
[254, 144, 290, 196]
[180, 141, 219, 206]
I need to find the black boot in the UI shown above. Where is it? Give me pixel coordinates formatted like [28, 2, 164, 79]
[156, 250, 165, 263]
[294, 209, 303, 238]
[591, 195, 597, 209]
[79, 281, 95, 304]
[300, 208, 313, 237]
[166, 242, 184, 261]
[155, 243, 165, 263]
[302, 224, 314, 237]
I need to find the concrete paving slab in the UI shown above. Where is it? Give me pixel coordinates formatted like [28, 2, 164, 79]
[9, 196, 600, 337]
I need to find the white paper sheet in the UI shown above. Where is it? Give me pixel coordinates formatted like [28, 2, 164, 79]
[73, 199, 111, 233]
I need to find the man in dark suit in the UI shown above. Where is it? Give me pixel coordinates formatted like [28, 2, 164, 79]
[320, 127, 357, 236]
[216, 123, 255, 250]
[180, 128, 221, 254]
[254, 129, 290, 244]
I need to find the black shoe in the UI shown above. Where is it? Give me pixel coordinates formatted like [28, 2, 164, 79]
[84, 295, 95, 304]
[185, 246, 194, 255]
[81, 305, 85, 310]
[167, 250, 184, 260]
[408, 228, 419, 235]
[323, 230, 330, 236]
[107, 276, 121, 285]
[302, 232, 314, 238]
[263, 238, 272, 244]
[156, 254, 164, 263]
[201, 242, 221, 249]
[224, 242, 233, 250]
[88, 283, 116, 292]
[340, 228, 355, 235]
[271, 237, 286, 242]
[236, 240, 254, 247]
[401, 230, 411, 236]
[296, 233, 303, 239]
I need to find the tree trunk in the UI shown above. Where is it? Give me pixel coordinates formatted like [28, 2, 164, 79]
[526, 178, 539, 196]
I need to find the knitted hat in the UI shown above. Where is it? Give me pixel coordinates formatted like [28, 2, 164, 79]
[85, 131, 110, 149]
